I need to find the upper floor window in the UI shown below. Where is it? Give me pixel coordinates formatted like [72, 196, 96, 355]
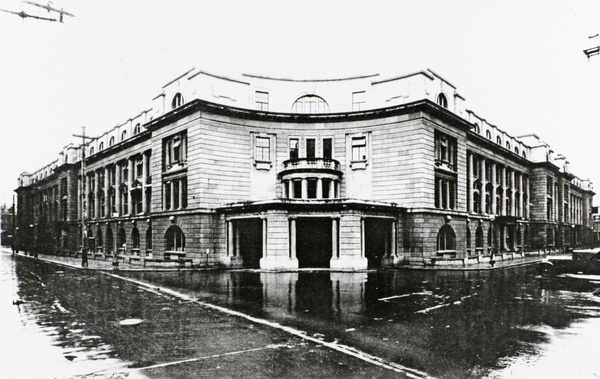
[163, 132, 187, 170]
[522, 151, 527, 159]
[89, 147, 94, 155]
[437, 93, 448, 108]
[323, 138, 333, 159]
[255, 136, 270, 161]
[352, 91, 366, 111]
[514, 147, 519, 155]
[289, 138, 299, 159]
[486, 130, 492, 140]
[121, 130, 127, 141]
[255, 91, 269, 111]
[109, 137, 115, 147]
[134, 123, 141, 135]
[496, 136, 502, 145]
[99, 142, 104, 151]
[352, 136, 367, 161]
[506, 141, 511, 150]
[435, 131, 457, 170]
[291, 95, 330, 114]
[306, 138, 316, 159]
[172, 93, 184, 109]
[473, 123, 480, 133]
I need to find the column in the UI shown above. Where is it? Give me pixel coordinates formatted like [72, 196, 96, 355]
[234, 224, 241, 257]
[317, 178, 323, 199]
[491, 162, 497, 214]
[178, 180, 183, 209]
[170, 181, 175, 210]
[288, 180, 294, 199]
[519, 174, 524, 218]
[468, 153, 474, 213]
[94, 171, 99, 219]
[104, 167, 110, 217]
[290, 218, 297, 259]
[142, 153, 148, 214]
[127, 159, 133, 215]
[301, 179, 307, 199]
[331, 218, 338, 259]
[510, 170, 516, 217]
[391, 220, 397, 257]
[480, 158, 486, 214]
[525, 176, 530, 219]
[262, 218, 268, 258]
[360, 218, 365, 258]
[85, 174, 91, 219]
[501, 166, 506, 216]
[115, 163, 121, 216]
[329, 180, 335, 199]
[227, 221, 234, 257]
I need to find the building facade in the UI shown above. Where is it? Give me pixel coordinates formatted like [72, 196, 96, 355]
[15, 69, 596, 269]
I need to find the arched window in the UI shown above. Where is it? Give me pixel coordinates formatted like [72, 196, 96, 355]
[106, 228, 114, 254]
[172, 93, 184, 109]
[437, 224, 456, 252]
[466, 227, 472, 255]
[99, 142, 104, 152]
[146, 227, 152, 253]
[134, 123, 141, 135]
[121, 130, 127, 141]
[522, 151, 527, 159]
[89, 147, 94, 155]
[506, 142, 511, 150]
[496, 136, 502, 145]
[515, 147, 519, 155]
[291, 95, 330, 113]
[473, 123, 480, 133]
[476, 226, 484, 253]
[109, 137, 115, 147]
[437, 93, 448, 108]
[118, 227, 126, 253]
[97, 228, 103, 252]
[165, 225, 185, 251]
[486, 130, 492, 140]
[132, 228, 140, 250]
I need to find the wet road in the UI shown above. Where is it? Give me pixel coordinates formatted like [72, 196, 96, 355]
[3, 252, 600, 378]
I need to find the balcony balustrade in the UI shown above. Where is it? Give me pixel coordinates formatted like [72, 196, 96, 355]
[280, 158, 342, 175]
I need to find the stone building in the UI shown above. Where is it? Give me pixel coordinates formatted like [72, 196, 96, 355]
[14, 69, 595, 269]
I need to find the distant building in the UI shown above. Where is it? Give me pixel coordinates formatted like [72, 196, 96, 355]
[14, 69, 595, 269]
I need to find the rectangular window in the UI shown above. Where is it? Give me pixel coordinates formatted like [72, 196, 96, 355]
[307, 179, 318, 199]
[293, 180, 302, 199]
[163, 132, 187, 170]
[435, 131, 457, 170]
[547, 177, 553, 195]
[255, 91, 269, 111]
[352, 91, 366, 111]
[306, 138, 316, 158]
[323, 138, 332, 159]
[435, 175, 457, 210]
[288, 138, 299, 160]
[136, 158, 143, 179]
[352, 136, 367, 161]
[255, 136, 270, 161]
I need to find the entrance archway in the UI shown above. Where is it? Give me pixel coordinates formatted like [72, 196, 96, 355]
[235, 219, 262, 268]
[364, 218, 393, 268]
[296, 218, 332, 268]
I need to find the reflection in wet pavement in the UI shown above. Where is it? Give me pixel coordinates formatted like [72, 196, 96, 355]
[3, 252, 600, 378]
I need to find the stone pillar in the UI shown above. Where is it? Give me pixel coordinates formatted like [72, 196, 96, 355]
[519, 174, 524, 218]
[317, 178, 323, 199]
[227, 221, 234, 257]
[525, 176, 530, 219]
[468, 153, 474, 213]
[178, 181, 183, 209]
[391, 220, 397, 257]
[127, 159, 133, 215]
[85, 175, 91, 219]
[115, 163, 121, 216]
[94, 171, 99, 219]
[301, 179, 307, 199]
[480, 158, 486, 213]
[501, 166, 506, 216]
[331, 218, 338, 259]
[104, 167, 110, 217]
[288, 180, 294, 199]
[330, 180, 335, 199]
[262, 218, 268, 258]
[360, 218, 365, 258]
[235, 224, 241, 257]
[510, 170, 516, 217]
[491, 162, 497, 215]
[170, 181, 175, 210]
[290, 218, 297, 260]
[142, 153, 148, 214]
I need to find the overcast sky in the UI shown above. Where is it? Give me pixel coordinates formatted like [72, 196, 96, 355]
[1, 0, 600, 206]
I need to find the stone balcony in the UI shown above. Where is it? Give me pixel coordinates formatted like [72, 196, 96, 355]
[279, 158, 342, 177]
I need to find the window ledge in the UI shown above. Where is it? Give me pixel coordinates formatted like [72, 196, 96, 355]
[254, 161, 272, 170]
[350, 160, 368, 170]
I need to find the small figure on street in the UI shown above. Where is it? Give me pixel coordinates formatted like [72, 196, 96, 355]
[82, 229, 89, 268]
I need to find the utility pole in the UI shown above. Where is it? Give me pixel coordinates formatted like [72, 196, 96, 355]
[73, 126, 95, 267]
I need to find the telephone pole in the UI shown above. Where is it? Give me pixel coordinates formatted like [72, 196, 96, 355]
[73, 126, 95, 267]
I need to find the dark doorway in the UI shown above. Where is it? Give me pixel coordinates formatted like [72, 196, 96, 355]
[236, 219, 262, 268]
[365, 218, 393, 268]
[296, 218, 332, 268]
